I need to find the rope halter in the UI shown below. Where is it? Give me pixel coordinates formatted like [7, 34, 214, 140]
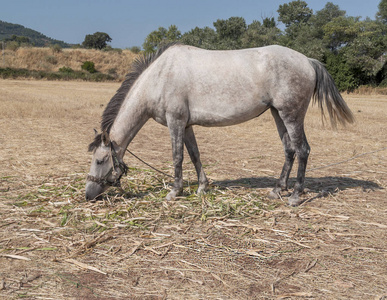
[86, 143, 128, 187]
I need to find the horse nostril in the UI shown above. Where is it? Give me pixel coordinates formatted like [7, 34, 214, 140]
[85, 192, 93, 201]
[85, 191, 103, 201]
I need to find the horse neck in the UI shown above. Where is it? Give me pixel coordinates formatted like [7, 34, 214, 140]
[109, 94, 149, 157]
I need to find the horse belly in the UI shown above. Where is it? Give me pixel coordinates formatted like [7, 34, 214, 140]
[184, 59, 271, 127]
[188, 98, 269, 127]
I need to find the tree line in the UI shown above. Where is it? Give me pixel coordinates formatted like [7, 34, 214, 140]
[142, 0, 387, 91]
[2, 1, 386, 89]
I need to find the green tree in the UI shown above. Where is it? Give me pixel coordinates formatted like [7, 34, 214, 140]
[213, 17, 247, 49]
[143, 25, 181, 53]
[311, 2, 346, 39]
[280, 22, 326, 60]
[276, 1, 326, 59]
[263, 17, 277, 28]
[241, 19, 281, 48]
[325, 51, 358, 91]
[82, 32, 112, 50]
[376, 0, 387, 23]
[278, 0, 314, 49]
[344, 19, 387, 84]
[181, 26, 217, 49]
[324, 16, 387, 86]
[5, 35, 31, 46]
[323, 16, 360, 51]
[277, 0, 313, 28]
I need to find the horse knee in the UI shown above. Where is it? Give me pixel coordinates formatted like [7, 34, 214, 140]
[285, 148, 296, 161]
[297, 142, 310, 161]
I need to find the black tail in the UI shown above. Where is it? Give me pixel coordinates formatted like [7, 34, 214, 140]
[309, 59, 354, 127]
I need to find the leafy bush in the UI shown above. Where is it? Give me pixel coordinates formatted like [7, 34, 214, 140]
[50, 44, 62, 53]
[0, 67, 114, 81]
[59, 66, 74, 73]
[129, 46, 141, 54]
[81, 61, 96, 73]
[6, 41, 19, 51]
[325, 52, 359, 91]
[379, 78, 387, 87]
[102, 46, 123, 54]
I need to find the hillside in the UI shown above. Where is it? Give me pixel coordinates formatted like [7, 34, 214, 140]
[0, 20, 70, 47]
[1, 47, 137, 80]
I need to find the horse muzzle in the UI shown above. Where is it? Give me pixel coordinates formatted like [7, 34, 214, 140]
[85, 180, 105, 201]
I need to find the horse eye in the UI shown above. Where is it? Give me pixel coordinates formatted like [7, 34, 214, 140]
[95, 155, 109, 165]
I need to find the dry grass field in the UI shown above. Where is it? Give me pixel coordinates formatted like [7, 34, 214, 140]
[0, 79, 386, 299]
[1, 48, 137, 79]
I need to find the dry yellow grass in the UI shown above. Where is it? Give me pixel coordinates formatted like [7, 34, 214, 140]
[0, 79, 386, 299]
[1, 47, 138, 79]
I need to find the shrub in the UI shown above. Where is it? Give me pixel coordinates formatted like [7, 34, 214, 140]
[6, 41, 19, 51]
[59, 66, 74, 73]
[103, 46, 123, 54]
[325, 52, 358, 92]
[81, 61, 96, 73]
[0, 67, 115, 81]
[379, 78, 387, 87]
[50, 44, 62, 53]
[129, 46, 141, 54]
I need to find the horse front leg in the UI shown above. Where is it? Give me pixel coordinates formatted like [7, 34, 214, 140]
[184, 126, 208, 194]
[166, 119, 185, 201]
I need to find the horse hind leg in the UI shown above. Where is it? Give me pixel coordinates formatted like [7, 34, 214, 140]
[269, 107, 296, 199]
[289, 130, 310, 206]
[184, 126, 208, 194]
[279, 112, 310, 206]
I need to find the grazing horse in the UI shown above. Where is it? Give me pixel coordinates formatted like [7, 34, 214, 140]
[86, 43, 354, 206]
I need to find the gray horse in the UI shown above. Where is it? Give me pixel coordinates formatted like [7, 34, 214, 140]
[86, 43, 354, 206]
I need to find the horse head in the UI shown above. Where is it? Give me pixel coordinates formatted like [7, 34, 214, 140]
[85, 130, 128, 201]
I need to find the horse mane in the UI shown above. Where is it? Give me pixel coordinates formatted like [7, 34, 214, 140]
[88, 42, 179, 152]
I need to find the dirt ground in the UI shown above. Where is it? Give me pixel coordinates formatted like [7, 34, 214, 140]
[0, 79, 386, 299]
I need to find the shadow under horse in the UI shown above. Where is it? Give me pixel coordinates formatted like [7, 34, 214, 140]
[213, 176, 382, 205]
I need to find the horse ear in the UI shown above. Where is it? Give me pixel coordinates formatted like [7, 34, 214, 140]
[101, 131, 110, 147]
[93, 128, 98, 137]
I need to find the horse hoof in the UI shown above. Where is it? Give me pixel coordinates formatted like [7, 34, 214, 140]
[166, 192, 175, 201]
[166, 189, 181, 201]
[197, 184, 208, 195]
[288, 195, 301, 207]
[268, 190, 280, 199]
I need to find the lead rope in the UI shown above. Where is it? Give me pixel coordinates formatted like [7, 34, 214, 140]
[125, 149, 175, 179]
[125, 146, 387, 180]
[306, 146, 387, 173]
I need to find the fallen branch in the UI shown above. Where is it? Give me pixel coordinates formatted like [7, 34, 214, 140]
[70, 232, 113, 257]
[0, 254, 31, 261]
[354, 220, 387, 229]
[65, 258, 107, 275]
[304, 259, 318, 273]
